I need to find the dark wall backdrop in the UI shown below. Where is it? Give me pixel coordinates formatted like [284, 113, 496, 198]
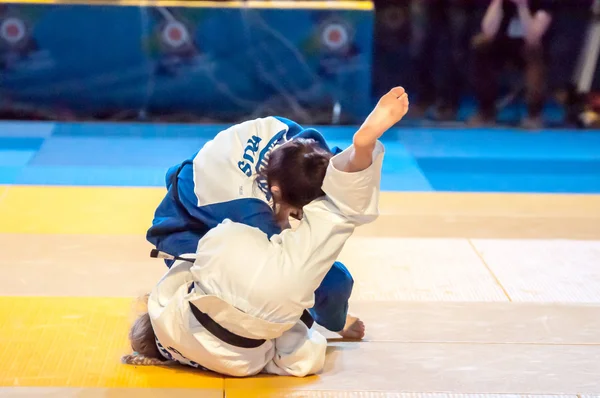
[372, 0, 593, 101]
[0, 0, 596, 124]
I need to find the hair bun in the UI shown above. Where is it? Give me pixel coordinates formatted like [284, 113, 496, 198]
[263, 137, 332, 208]
[303, 151, 329, 170]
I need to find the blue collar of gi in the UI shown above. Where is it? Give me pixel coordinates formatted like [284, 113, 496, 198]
[291, 128, 342, 155]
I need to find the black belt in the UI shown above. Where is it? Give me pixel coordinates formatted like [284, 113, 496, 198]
[188, 284, 314, 349]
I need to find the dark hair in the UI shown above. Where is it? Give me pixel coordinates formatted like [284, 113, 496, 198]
[263, 138, 332, 208]
[129, 312, 162, 360]
[123, 311, 175, 366]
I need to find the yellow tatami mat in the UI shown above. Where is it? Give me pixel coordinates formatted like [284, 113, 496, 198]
[0, 388, 223, 397]
[0, 186, 164, 235]
[1, 185, 600, 395]
[0, 297, 222, 390]
[0, 186, 599, 239]
[0, 390, 583, 398]
[2, 296, 600, 395]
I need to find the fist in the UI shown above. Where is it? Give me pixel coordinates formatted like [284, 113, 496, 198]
[358, 87, 409, 143]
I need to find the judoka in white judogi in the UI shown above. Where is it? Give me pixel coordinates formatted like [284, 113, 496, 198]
[147, 116, 356, 334]
[129, 87, 409, 377]
[148, 141, 384, 376]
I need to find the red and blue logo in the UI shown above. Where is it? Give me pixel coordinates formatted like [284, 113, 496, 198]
[160, 21, 190, 50]
[0, 17, 27, 47]
[321, 22, 350, 52]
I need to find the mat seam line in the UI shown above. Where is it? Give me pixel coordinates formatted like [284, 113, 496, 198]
[468, 239, 512, 302]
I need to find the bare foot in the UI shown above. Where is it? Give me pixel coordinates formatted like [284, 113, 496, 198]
[338, 314, 365, 340]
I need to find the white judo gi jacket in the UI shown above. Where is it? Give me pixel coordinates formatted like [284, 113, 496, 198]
[147, 140, 385, 377]
[147, 116, 342, 252]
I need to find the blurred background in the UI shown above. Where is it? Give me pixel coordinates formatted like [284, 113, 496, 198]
[1, 2, 600, 393]
[1, 0, 599, 129]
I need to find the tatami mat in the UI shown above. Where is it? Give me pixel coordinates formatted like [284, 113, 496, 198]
[0, 186, 598, 239]
[1, 185, 599, 395]
[0, 388, 221, 397]
[391, 395, 577, 398]
[0, 234, 164, 297]
[335, 302, 600, 344]
[0, 387, 589, 397]
[0, 186, 163, 235]
[340, 238, 508, 301]
[4, 232, 600, 307]
[225, 342, 600, 395]
[358, 193, 600, 240]
[222, 394, 579, 398]
[2, 296, 599, 394]
[0, 234, 500, 300]
[230, 394, 576, 398]
[377, 192, 600, 217]
[0, 297, 222, 389]
[224, 394, 579, 398]
[471, 240, 600, 303]
[353, 212, 600, 240]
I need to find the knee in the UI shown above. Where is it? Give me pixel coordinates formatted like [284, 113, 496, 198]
[316, 262, 354, 300]
[329, 262, 354, 298]
[334, 276, 354, 301]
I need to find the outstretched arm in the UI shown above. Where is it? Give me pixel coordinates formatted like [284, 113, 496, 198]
[274, 87, 410, 291]
[342, 87, 409, 173]
[266, 86, 411, 335]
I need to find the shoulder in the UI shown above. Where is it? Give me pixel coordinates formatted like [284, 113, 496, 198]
[217, 117, 303, 159]
[239, 116, 301, 139]
[209, 117, 298, 146]
[192, 116, 295, 178]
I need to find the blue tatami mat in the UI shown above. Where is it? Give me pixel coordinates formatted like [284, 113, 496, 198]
[0, 120, 599, 193]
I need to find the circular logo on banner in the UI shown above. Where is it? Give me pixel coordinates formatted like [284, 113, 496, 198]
[161, 21, 189, 49]
[321, 23, 348, 52]
[0, 17, 26, 45]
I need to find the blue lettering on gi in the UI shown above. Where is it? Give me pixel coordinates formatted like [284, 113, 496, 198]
[237, 135, 262, 177]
